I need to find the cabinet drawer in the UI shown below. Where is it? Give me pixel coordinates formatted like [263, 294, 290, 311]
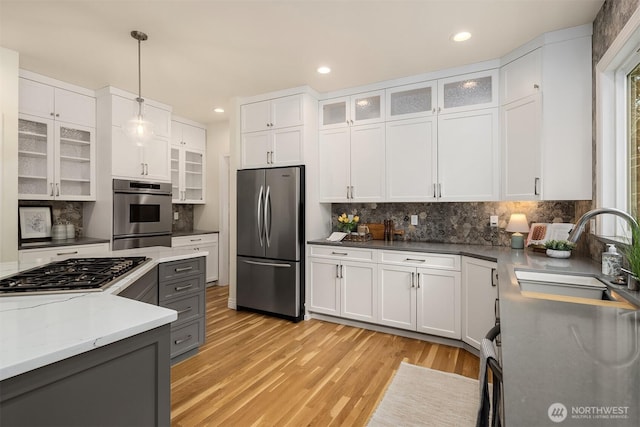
[159, 275, 205, 302]
[163, 293, 204, 326]
[170, 319, 204, 358]
[158, 257, 205, 282]
[18, 243, 109, 263]
[309, 245, 375, 262]
[378, 251, 460, 271]
[172, 233, 218, 247]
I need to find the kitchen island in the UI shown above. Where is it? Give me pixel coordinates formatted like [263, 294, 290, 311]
[0, 247, 206, 426]
[308, 239, 640, 426]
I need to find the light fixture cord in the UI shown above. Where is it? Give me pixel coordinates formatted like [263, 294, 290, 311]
[137, 36, 143, 117]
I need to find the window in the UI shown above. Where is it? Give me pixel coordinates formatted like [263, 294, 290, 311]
[628, 63, 640, 216]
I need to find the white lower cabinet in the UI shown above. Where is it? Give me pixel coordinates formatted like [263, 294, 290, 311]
[308, 245, 462, 340]
[18, 243, 109, 263]
[308, 247, 377, 322]
[172, 233, 219, 283]
[461, 257, 498, 350]
[378, 263, 461, 339]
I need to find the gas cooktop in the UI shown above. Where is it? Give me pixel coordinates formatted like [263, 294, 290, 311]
[0, 257, 148, 296]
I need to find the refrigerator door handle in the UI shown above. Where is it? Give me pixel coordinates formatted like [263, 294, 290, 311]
[242, 260, 292, 268]
[257, 185, 264, 247]
[264, 185, 272, 247]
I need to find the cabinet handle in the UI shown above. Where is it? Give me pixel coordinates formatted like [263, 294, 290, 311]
[432, 108, 436, 113]
[190, 238, 202, 242]
[533, 84, 540, 89]
[141, 163, 145, 175]
[56, 250, 78, 256]
[350, 186, 354, 199]
[55, 183, 60, 196]
[331, 251, 348, 256]
[433, 183, 437, 198]
[411, 272, 415, 288]
[55, 113, 59, 118]
[340, 265, 344, 279]
[417, 272, 421, 288]
[438, 183, 442, 198]
[494, 298, 500, 324]
[266, 151, 270, 164]
[174, 335, 192, 345]
[346, 186, 350, 199]
[438, 107, 441, 113]
[177, 306, 193, 315]
[50, 182, 54, 196]
[534, 177, 540, 195]
[145, 163, 149, 175]
[175, 266, 194, 273]
[405, 258, 425, 262]
[491, 268, 497, 287]
[336, 264, 340, 278]
[174, 284, 194, 291]
[50, 112, 55, 117]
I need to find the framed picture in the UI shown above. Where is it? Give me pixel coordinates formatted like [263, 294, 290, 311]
[18, 206, 53, 241]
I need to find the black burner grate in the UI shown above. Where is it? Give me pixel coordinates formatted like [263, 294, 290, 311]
[0, 257, 148, 294]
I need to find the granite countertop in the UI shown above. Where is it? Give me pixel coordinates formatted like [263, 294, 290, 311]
[18, 236, 110, 251]
[172, 229, 219, 238]
[0, 247, 209, 381]
[308, 239, 640, 426]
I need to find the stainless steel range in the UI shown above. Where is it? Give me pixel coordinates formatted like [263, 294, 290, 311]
[0, 257, 148, 296]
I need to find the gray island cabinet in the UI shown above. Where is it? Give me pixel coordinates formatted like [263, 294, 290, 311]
[0, 324, 171, 426]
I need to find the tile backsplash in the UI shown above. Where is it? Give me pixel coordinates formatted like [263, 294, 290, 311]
[172, 204, 194, 232]
[332, 201, 580, 247]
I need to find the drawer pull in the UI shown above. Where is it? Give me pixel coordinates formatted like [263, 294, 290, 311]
[177, 306, 193, 315]
[175, 284, 193, 292]
[190, 238, 202, 242]
[174, 335, 192, 345]
[331, 251, 348, 256]
[56, 250, 78, 256]
[405, 258, 426, 262]
[175, 266, 194, 273]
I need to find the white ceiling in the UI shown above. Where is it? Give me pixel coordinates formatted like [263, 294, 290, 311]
[0, 0, 604, 125]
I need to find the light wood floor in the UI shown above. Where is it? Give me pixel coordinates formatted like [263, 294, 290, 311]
[170, 285, 480, 426]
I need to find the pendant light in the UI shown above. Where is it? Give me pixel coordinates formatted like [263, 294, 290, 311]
[125, 30, 154, 144]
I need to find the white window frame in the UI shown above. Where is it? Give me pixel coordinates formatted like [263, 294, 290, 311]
[597, 7, 640, 239]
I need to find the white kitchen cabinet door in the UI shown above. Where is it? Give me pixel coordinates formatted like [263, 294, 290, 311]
[501, 48, 542, 105]
[55, 121, 95, 200]
[173, 146, 205, 203]
[53, 88, 95, 128]
[349, 123, 385, 202]
[143, 137, 171, 182]
[416, 268, 461, 339]
[437, 69, 499, 115]
[19, 78, 54, 119]
[242, 131, 271, 168]
[201, 240, 219, 282]
[386, 81, 437, 121]
[144, 104, 171, 138]
[502, 94, 542, 200]
[341, 261, 378, 323]
[17, 115, 55, 200]
[437, 108, 499, 201]
[386, 117, 437, 201]
[111, 125, 145, 179]
[271, 126, 303, 166]
[462, 257, 498, 350]
[241, 100, 271, 133]
[172, 121, 206, 151]
[377, 264, 416, 331]
[309, 257, 341, 316]
[318, 128, 351, 201]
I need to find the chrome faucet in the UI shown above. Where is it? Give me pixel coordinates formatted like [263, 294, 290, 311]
[567, 208, 639, 244]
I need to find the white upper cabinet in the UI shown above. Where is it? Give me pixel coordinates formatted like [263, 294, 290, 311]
[171, 119, 206, 203]
[319, 90, 385, 129]
[385, 117, 437, 202]
[18, 75, 96, 201]
[19, 78, 96, 127]
[241, 95, 303, 133]
[501, 48, 542, 105]
[386, 81, 437, 121]
[500, 27, 592, 201]
[437, 69, 499, 115]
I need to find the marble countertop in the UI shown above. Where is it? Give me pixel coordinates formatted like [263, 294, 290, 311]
[308, 239, 640, 425]
[0, 247, 208, 381]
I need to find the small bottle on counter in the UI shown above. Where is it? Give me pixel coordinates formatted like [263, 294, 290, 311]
[602, 244, 622, 276]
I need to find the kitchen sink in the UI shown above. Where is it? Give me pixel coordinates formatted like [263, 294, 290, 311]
[514, 270, 636, 308]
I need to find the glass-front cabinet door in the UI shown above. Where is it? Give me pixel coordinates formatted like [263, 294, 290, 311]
[319, 97, 349, 129]
[18, 115, 54, 199]
[350, 91, 384, 126]
[56, 122, 94, 199]
[171, 147, 180, 202]
[437, 69, 499, 114]
[183, 149, 204, 203]
[386, 81, 437, 120]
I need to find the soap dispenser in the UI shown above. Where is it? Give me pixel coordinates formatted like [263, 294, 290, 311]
[602, 244, 622, 276]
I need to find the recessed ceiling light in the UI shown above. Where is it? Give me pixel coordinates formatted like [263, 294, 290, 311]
[213, 107, 224, 113]
[317, 66, 331, 74]
[452, 31, 472, 42]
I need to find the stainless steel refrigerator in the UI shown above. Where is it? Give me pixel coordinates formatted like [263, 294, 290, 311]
[236, 166, 304, 321]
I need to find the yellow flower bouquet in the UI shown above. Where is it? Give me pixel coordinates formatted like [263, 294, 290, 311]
[337, 213, 359, 232]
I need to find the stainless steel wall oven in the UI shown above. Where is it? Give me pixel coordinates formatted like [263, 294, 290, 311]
[113, 179, 172, 250]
